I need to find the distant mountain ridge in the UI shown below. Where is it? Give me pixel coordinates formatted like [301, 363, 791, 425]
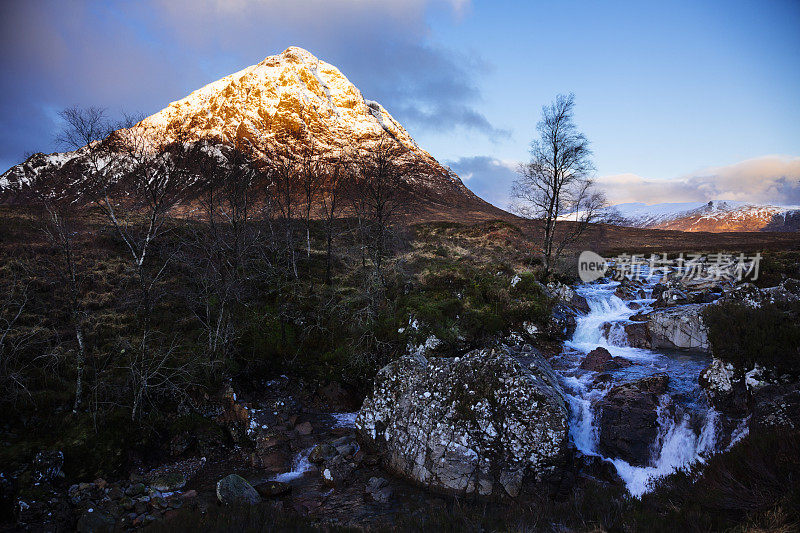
[612, 200, 800, 232]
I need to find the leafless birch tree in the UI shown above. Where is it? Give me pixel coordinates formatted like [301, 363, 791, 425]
[511, 93, 605, 275]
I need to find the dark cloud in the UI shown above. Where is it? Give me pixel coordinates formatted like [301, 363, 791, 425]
[0, 1, 193, 168]
[339, 43, 511, 140]
[446, 155, 519, 209]
[0, 0, 507, 170]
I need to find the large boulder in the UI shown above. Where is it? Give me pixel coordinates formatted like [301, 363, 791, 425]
[547, 281, 577, 303]
[614, 277, 646, 300]
[547, 303, 578, 339]
[623, 322, 651, 349]
[356, 347, 569, 497]
[547, 281, 590, 314]
[651, 275, 726, 307]
[699, 358, 800, 433]
[647, 304, 709, 351]
[597, 374, 670, 466]
[216, 474, 261, 506]
[720, 280, 800, 308]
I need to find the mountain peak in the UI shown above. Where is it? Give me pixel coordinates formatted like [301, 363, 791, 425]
[274, 46, 319, 64]
[2, 46, 499, 216]
[613, 200, 800, 232]
[139, 45, 422, 160]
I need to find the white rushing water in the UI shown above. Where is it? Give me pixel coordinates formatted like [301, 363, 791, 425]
[272, 447, 314, 482]
[556, 274, 719, 496]
[330, 412, 357, 428]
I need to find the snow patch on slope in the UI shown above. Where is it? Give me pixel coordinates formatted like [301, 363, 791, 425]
[610, 200, 800, 232]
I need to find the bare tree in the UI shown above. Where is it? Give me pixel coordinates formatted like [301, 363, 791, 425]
[55, 106, 121, 201]
[298, 146, 323, 259]
[184, 143, 263, 362]
[24, 106, 118, 412]
[86, 119, 196, 419]
[320, 152, 349, 286]
[510, 93, 604, 275]
[351, 136, 409, 285]
[95, 118, 191, 278]
[52, 107, 199, 420]
[122, 336, 195, 423]
[271, 154, 300, 279]
[0, 273, 45, 407]
[29, 165, 89, 412]
[56, 107, 110, 154]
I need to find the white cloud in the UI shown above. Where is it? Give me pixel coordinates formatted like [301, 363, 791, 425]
[597, 155, 800, 206]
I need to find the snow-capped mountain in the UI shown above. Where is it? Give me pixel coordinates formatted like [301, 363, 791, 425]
[612, 201, 800, 232]
[139, 46, 432, 166]
[1, 46, 494, 213]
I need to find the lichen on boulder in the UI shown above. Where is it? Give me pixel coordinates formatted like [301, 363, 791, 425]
[355, 346, 569, 497]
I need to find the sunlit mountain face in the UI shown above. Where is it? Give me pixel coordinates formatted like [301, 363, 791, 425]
[1, 46, 501, 217]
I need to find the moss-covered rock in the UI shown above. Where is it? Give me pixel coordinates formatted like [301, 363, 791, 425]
[216, 474, 261, 506]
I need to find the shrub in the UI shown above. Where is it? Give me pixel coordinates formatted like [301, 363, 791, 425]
[636, 429, 800, 531]
[399, 265, 552, 354]
[754, 251, 800, 288]
[703, 301, 800, 373]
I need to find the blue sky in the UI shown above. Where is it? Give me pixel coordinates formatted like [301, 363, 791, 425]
[1, 0, 799, 207]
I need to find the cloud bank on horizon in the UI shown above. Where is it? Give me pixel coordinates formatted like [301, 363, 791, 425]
[597, 155, 800, 207]
[451, 155, 800, 210]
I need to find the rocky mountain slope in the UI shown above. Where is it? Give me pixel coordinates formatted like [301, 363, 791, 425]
[1, 47, 501, 216]
[613, 201, 800, 232]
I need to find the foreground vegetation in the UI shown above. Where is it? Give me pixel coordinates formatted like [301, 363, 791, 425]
[704, 300, 800, 373]
[2, 196, 800, 529]
[0, 207, 556, 482]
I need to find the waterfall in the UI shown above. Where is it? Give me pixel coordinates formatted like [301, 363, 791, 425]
[557, 275, 720, 497]
[272, 447, 314, 482]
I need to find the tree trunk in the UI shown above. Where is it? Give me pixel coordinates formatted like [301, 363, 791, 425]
[326, 226, 333, 285]
[72, 323, 85, 413]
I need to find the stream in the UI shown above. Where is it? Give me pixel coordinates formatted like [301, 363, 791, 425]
[258, 274, 729, 499]
[552, 273, 721, 496]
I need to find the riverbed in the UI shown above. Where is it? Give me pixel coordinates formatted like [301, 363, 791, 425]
[551, 274, 722, 496]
